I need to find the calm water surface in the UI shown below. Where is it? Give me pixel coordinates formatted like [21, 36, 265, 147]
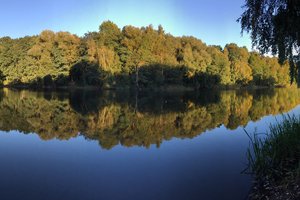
[0, 88, 300, 200]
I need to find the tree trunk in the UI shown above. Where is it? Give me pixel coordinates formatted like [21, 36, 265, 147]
[161, 57, 164, 86]
[135, 90, 138, 114]
[136, 65, 139, 89]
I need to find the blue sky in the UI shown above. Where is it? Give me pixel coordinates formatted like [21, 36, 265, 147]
[0, 0, 251, 49]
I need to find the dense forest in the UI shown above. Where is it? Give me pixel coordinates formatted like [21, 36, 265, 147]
[0, 88, 299, 149]
[0, 21, 291, 89]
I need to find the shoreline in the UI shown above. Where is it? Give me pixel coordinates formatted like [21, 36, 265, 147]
[1, 84, 291, 92]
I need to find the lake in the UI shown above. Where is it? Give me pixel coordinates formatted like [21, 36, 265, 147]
[0, 88, 300, 200]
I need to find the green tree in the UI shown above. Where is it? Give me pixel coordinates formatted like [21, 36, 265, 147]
[239, 0, 300, 82]
[99, 21, 122, 50]
[224, 44, 253, 84]
[121, 25, 153, 88]
[207, 46, 231, 85]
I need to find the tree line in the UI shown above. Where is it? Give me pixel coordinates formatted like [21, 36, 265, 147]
[0, 21, 291, 89]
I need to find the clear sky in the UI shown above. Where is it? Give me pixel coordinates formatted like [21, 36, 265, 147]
[0, 0, 252, 49]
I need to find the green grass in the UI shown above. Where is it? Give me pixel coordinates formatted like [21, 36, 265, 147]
[245, 115, 300, 198]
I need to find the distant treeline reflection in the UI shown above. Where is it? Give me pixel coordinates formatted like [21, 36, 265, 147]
[0, 89, 299, 149]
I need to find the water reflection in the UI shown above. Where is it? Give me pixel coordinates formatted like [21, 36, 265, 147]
[0, 88, 299, 149]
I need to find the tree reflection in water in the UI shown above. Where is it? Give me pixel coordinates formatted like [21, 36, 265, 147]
[0, 88, 299, 149]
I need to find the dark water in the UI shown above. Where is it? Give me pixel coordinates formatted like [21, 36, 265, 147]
[0, 88, 300, 200]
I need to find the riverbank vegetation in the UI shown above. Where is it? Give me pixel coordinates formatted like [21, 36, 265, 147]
[246, 116, 300, 199]
[240, 1, 300, 199]
[0, 21, 291, 89]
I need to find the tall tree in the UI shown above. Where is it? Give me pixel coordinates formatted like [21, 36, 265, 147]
[121, 25, 153, 88]
[239, 0, 300, 82]
[225, 44, 253, 84]
[207, 46, 231, 85]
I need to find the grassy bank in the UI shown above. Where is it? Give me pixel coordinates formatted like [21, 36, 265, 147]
[246, 115, 300, 199]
